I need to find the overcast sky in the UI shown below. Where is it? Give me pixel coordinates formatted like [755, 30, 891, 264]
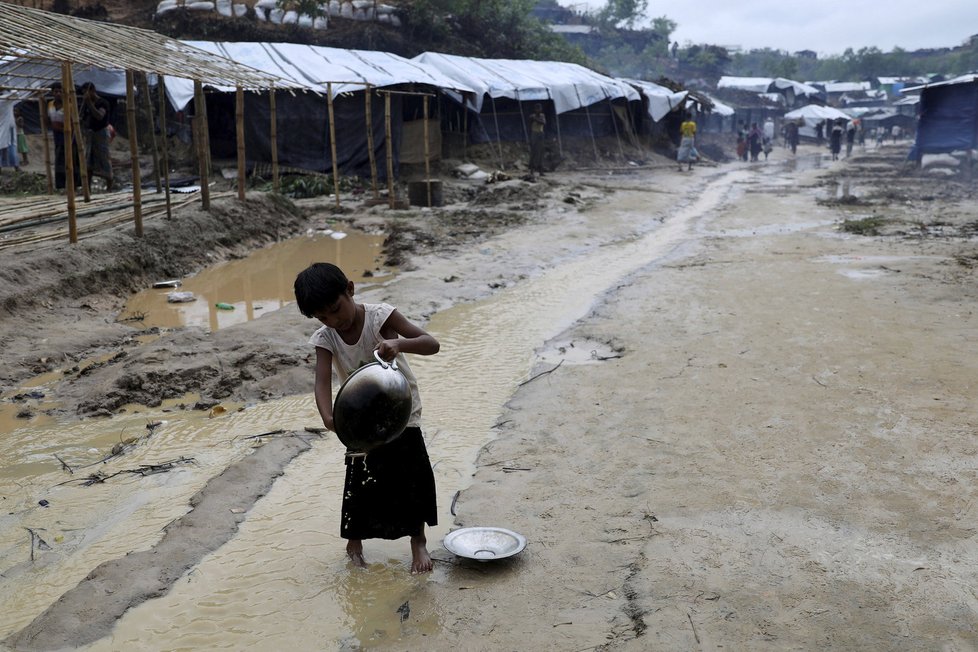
[557, 1, 978, 56]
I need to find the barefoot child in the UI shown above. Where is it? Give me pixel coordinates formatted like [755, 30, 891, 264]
[294, 262, 440, 573]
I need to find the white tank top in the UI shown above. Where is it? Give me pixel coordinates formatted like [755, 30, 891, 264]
[308, 302, 423, 427]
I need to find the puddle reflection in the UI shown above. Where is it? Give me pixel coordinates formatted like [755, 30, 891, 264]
[122, 230, 392, 331]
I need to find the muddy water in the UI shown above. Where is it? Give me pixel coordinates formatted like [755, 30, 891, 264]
[3, 172, 745, 650]
[121, 230, 391, 331]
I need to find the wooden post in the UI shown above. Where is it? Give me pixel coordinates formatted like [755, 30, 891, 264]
[235, 85, 246, 201]
[61, 63, 77, 243]
[158, 75, 172, 219]
[462, 97, 468, 161]
[423, 94, 431, 207]
[194, 80, 210, 210]
[125, 70, 144, 237]
[489, 95, 504, 169]
[326, 82, 340, 210]
[269, 87, 279, 193]
[38, 95, 53, 194]
[65, 66, 91, 202]
[365, 84, 378, 199]
[384, 91, 394, 209]
[138, 73, 162, 193]
[547, 90, 563, 158]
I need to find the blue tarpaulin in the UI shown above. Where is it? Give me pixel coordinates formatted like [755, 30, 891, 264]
[909, 76, 978, 160]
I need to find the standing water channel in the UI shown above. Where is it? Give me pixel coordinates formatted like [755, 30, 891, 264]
[2, 177, 737, 650]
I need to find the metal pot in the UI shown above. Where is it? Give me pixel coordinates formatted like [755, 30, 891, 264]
[333, 351, 412, 453]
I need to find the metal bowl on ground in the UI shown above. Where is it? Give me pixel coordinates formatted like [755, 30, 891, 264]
[443, 527, 528, 561]
[333, 351, 412, 453]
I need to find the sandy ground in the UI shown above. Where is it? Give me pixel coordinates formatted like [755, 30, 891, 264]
[2, 142, 978, 650]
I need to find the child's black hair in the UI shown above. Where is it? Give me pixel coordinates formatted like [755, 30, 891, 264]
[294, 262, 349, 318]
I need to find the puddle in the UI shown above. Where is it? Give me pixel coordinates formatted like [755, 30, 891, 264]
[782, 152, 825, 172]
[534, 337, 620, 367]
[121, 230, 391, 331]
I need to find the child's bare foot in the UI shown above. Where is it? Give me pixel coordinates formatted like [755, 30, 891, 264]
[410, 535, 432, 573]
[346, 539, 366, 567]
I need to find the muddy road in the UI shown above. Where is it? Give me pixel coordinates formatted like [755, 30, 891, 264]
[2, 142, 977, 650]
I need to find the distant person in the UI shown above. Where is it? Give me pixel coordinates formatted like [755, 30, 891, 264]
[784, 119, 800, 155]
[763, 117, 775, 145]
[815, 120, 824, 146]
[737, 121, 749, 161]
[15, 110, 28, 166]
[892, 125, 902, 141]
[875, 127, 885, 147]
[845, 121, 856, 157]
[829, 120, 844, 160]
[45, 82, 80, 190]
[294, 262, 440, 574]
[79, 81, 113, 191]
[748, 122, 763, 162]
[528, 103, 546, 177]
[676, 113, 698, 171]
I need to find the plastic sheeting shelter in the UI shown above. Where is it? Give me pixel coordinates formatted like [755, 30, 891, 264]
[906, 75, 978, 159]
[165, 42, 475, 177]
[784, 104, 850, 125]
[411, 51, 640, 145]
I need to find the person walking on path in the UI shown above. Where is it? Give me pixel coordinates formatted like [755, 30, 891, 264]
[294, 262, 441, 574]
[15, 110, 28, 167]
[677, 113, 698, 171]
[784, 119, 800, 155]
[748, 123, 763, 162]
[830, 120, 844, 160]
[528, 103, 547, 177]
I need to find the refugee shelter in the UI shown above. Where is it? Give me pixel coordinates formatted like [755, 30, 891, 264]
[164, 42, 475, 180]
[905, 75, 978, 162]
[784, 104, 850, 140]
[717, 76, 822, 107]
[0, 3, 285, 243]
[411, 51, 641, 158]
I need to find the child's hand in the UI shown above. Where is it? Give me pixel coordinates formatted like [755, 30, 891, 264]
[375, 339, 399, 362]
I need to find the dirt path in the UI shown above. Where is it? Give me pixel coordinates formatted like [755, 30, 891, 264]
[2, 144, 977, 650]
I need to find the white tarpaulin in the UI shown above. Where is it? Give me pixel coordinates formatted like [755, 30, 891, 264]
[411, 51, 640, 115]
[784, 104, 850, 125]
[164, 41, 476, 110]
[704, 94, 735, 116]
[620, 78, 687, 122]
[0, 56, 157, 100]
[718, 76, 821, 98]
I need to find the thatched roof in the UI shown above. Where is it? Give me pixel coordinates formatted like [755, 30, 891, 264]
[0, 3, 288, 97]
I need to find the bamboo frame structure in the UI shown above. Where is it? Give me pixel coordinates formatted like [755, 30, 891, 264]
[194, 80, 210, 211]
[61, 64, 77, 243]
[269, 87, 279, 193]
[384, 92, 394, 208]
[236, 85, 246, 201]
[365, 84, 378, 198]
[158, 75, 172, 219]
[125, 70, 143, 237]
[64, 65, 91, 202]
[138, 72, 162, 193]
[37, 95, 52, 194]
[326, 82, 340, 209]
[423, 95, 431, 207]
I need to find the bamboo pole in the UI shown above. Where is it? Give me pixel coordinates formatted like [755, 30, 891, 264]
[606, 95, 625, 162]
[158, 75, 172, 219]
[38, 95, 53, 194]
[365, 84, 378, 199]
[573, 85, 599, 161]
[235, 85, 245, 201]
[547, 89, 563, 158]
[139, 73, 162, 193]
[462, 97, 468, 161]
[326, 82, 340, 209]
[194, 80, 210, 210]
[125, 70, 143, 237]
[489, 95, 504, 169]
[61, 63, 77, 243]
[423, 95, 431, 207]
[65, 66, 91, 202]
[269, 87, 279, 193]
[384, 91, 394, 209]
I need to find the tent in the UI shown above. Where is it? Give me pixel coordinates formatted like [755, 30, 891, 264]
[411, 51, 641, 146]
[718, 76, 822, 104]
[905, 75, 978, 160]
[166, 42, 476, 177]
[620, 78, 687, 122]
[784, 104, 851, 140]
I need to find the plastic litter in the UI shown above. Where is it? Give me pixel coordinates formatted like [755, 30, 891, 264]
[215, 302, 235, 310]
[167, 291, 196, 303]
[152, 279, 182, 288]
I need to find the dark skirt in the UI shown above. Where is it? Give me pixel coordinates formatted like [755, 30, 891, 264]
[341, 427, 438, 541]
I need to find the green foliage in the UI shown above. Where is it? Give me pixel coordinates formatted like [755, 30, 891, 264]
[595, 0, 648, 29]
[276, 0, 326, 19]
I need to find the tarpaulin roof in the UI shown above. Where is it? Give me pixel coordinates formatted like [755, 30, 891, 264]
[165, 41, 477, 110]
[717, 76, 821, 97]
[411, 51, 640, 115]
[784, 104, 850, 124]
[620, 78, 687, 122]
[703, 94, 735, 116]
[902, 73, 978, 93]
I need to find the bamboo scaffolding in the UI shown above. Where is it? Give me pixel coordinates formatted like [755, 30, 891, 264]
[60, 63, 77, 243]
[326, 82, 340, 209]
[125, 70, 143, 237]
[138, 72, 161, 193]
[236, 85, 245, 201]
[384, 92, 394, 209]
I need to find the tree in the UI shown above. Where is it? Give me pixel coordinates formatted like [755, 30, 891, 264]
[595, 0, 649, 29]
[276, 0, 326, 19]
